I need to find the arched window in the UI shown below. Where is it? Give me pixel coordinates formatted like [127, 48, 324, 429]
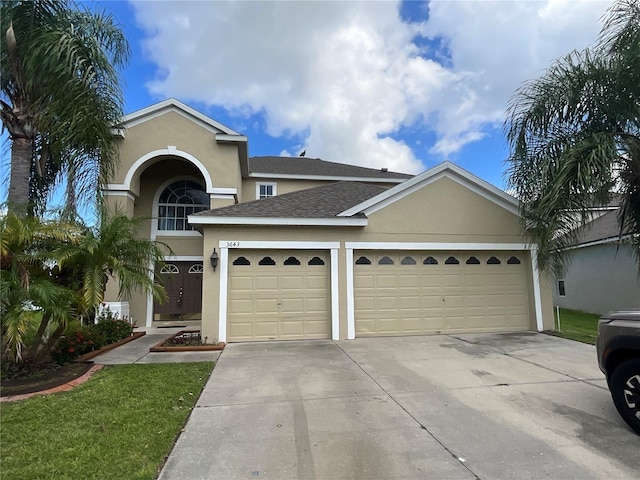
[507, 256, 521, 265]
[308, 256, 325, 266]
[160, 264, 179, 274]
[423, 256, 438, 265]
[188, 264, 204, 273]
[401, 256, 416, 265]
[259, 256, 276, 266]
[487, 256, 501, 265]
[232, 256, 251, 266]
[158, 180, 209, 231]
[355, 256, 371, 265]
[378, 256, 394, 265]
[444, 256, 459, 265]
[466, 256, 480, 265]
[284, 256, 301, 266]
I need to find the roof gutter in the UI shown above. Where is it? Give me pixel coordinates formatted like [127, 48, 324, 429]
[188, 215, 368, 227]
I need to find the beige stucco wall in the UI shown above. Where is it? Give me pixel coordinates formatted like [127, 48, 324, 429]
[114, 110, 242, 197]
[362, 177, 524, 243]
[104, 107, 245, 325]
[199, 177, 554, 342]
[539, 273, 554, 330]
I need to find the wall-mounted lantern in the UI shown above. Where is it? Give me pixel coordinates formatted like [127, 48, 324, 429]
[210, 248, 219, 271]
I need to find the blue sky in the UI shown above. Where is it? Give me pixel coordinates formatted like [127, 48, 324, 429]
[2, 0, 614, 203]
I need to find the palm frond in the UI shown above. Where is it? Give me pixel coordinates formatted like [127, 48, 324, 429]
[505, 0, 640, 274]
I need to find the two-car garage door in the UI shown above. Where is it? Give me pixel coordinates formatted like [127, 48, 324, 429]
[354, 251, 530, 336]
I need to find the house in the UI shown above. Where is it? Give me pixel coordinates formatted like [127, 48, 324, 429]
[553, 207, 640, 315]
[103, 99, 554, 343]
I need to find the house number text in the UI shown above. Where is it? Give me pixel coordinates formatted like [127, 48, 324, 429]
[226, 241, 240, 248]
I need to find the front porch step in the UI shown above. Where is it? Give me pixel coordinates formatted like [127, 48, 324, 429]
[151, 320, 201, 329]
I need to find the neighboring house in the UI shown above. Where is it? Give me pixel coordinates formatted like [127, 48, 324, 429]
[104, 99, 554, 343]
[553, 209, 640, 315]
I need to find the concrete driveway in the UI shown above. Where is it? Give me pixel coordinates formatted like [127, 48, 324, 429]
[159, 333, 640, 480]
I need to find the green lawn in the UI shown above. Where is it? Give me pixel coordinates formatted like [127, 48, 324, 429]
[1, 362, 213, 480]
[553, 308, 600, 344]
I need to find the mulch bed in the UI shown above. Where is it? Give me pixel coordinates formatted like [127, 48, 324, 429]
[0, 331, 146, 398]
[150, 330, 225, 352]
[1, 362, 94, 397]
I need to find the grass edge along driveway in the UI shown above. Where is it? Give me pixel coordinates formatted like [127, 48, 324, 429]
[1, 362, 214, 480]
[553, 308, 600, 345]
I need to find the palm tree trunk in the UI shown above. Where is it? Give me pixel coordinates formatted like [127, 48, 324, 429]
[8, 137, 32, 214]
[23, 312, 51, 365]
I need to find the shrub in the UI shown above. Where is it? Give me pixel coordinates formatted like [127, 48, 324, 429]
[50, 308, 134, 364]
[51, 326, 106, 364]
[94, 319, 133, 345]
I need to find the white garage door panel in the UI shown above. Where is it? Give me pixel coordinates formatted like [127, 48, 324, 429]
[354, 251, 530, 336]
[228, 251, 330, 341]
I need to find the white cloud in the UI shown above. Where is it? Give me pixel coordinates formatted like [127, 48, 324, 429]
[131, 0, 612, 174]
[423, 0, 611, 154]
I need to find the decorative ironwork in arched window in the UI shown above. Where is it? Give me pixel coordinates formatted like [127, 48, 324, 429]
[160, 264, 179, 274]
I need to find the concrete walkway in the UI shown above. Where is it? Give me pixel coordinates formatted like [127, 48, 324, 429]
[158, 333, 639, 480]
[92, 328, 222, 364]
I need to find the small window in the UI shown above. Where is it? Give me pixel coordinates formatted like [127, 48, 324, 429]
[308, 256, 325, 266]
[355, 256, 371, 265]
[466, 256, 480, 265]
[284, 256, 301, 266]
[558, 280, 566, 297]
[487, 256, 501, 265]
[257, 183, 277, 199]
[188, 264, 204, 273]
[444, 256, 459, 265]
[401, 256, 416, 265]
[160, 264, 179, 274]
[423, 256, 438, 265]
[507, 256, 521, 265]
[378, 256, 394, 265]
[259, 256, 276, 266]
[232, 256, 251, 266]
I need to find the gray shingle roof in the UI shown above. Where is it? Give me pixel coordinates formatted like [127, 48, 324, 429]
[249, 156, 412, 180]
[192, 181, 386, 218]
[571, 209, 628, 246]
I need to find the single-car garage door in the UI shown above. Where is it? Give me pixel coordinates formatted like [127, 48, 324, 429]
[228, 250, 330, 341]
[354, 251, 530, 336]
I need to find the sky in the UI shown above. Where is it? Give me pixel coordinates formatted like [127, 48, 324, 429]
[2, 0, 616, 199]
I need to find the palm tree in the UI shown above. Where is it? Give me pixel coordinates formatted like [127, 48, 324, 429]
[0, 213, 79, 365]
[1, 209, 168, 367]
[1, 0, 129, 216]
[505, 0, 640, 274]
[55, 206, 169, 316]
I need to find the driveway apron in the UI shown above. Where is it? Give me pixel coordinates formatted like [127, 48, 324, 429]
[159, 334, 640, 480]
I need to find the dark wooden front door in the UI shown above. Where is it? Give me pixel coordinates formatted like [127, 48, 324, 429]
[154, 262, 203, 321]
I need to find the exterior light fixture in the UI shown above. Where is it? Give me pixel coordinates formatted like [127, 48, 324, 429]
[210, 248, 219, 271]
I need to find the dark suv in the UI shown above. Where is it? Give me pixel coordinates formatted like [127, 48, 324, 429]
[596, 311, 640, 435]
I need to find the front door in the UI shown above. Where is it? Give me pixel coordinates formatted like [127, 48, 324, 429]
[154, 261, 203, 321]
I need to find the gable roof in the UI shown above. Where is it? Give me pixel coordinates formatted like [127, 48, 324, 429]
[338, 161, 520, 217]
[189, 181, 385, 226]
[189, 161, 520, 227]
[121, 98, 242, 136]
[118, 98, 249, 174]
[249, 156, 411, 182]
